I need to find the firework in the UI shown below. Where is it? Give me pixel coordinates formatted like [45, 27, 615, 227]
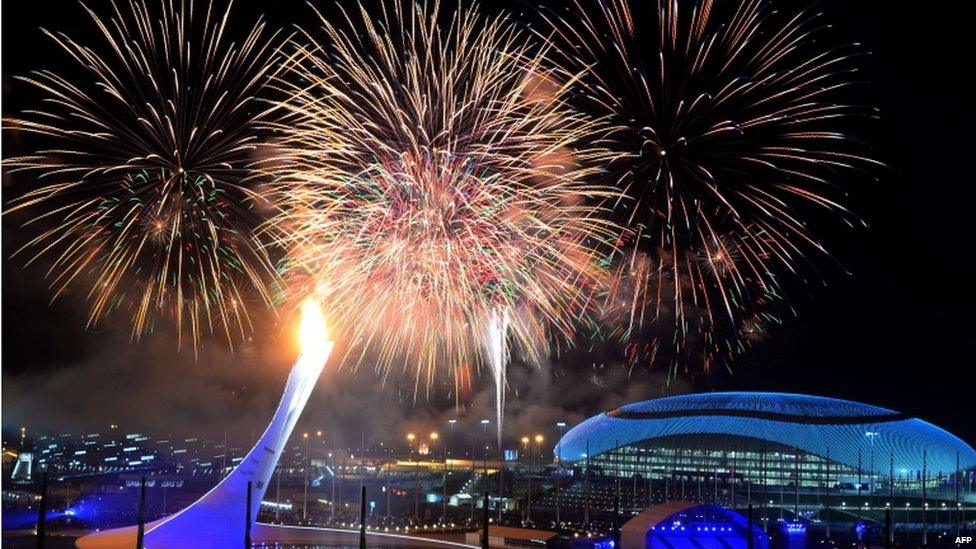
[541, 0, 880, 370]
[263, 0, 618, 432]
[4, 0, 285, 350]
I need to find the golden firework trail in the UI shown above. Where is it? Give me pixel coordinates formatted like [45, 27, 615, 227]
[541, 0, 882, 371]
[262, 0, 620, 409]
[4, 0, 286, 352]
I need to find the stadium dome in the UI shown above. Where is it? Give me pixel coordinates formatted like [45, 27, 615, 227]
[555, 392, 976, 477]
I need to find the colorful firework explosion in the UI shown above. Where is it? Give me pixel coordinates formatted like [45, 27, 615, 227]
[541, 0, 880, 371]
[262, 0, 619, 399]
[4, 0, 285, 350]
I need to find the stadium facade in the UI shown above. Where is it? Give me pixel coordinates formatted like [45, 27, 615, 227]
[555, 392, 976, 495]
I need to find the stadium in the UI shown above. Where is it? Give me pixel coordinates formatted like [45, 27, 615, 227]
[548, 392, 976, 543]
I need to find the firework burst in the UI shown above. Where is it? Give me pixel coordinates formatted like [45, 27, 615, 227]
[4, 0, 285, 350]
[542, 0, 880, 371]
[263, 0, 618, 400]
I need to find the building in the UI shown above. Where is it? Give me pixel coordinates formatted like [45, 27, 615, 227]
[555, 392, 976, 502]
[11, 452, 32, 483]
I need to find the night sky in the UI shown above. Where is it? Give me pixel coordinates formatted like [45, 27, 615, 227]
[3, 0, 974, 447]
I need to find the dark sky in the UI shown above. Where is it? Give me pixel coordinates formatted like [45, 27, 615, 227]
[2, 0, 974, 448]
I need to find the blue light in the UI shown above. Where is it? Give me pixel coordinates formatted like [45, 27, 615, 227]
[782, 521, 806, 536]
[1, 499, 99, 531]
[584, 538, 616, 549]
[645, 504, 770, 549]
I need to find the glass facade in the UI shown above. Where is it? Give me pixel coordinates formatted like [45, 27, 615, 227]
[589, 435, 870, 490]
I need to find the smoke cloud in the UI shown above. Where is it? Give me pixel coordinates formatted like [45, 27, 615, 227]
[2, 328, 691, 452]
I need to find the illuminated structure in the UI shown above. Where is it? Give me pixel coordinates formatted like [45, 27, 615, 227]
[77, 301, 333, 549]
[626, 502, 769, 549]
[556, 392, 976, 494]
[11, 452, 32, 483]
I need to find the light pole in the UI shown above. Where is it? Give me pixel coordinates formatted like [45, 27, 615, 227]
[303, 432, 310, 522]
[480, 420, 490, 516]
[555, 422, 566, 528]
[339, 453, 346, 521]
[825, 449, 832, 539]
[275, 464, 282, 522]
[386, 450, 391, 519]
[359, 431, 365, 499]
[866, 432, 879, 512]
[528, 434, 542, 524]
[470, 437, 477, 521]
[329, 450, 336, 520]
[857, 448, 863, 524]
[221, 429, 228, 476]
[429, 431, 440, 522]
[498, 437, 504, 524]
[793, 451, 799, 518]
[407, 432, 418, 522]
[521, 436, 530, 523]
[889, 453, 895, 538]
[315, 430, 324, 520]
[584, 440, 591, 528]
[922, 451, 928, 547]
[445, 419, 456, 522]
[957, 452, 962, 542]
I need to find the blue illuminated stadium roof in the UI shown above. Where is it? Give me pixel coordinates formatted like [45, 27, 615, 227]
[612, 392, 896, 418]
[555, 392, 976, 476]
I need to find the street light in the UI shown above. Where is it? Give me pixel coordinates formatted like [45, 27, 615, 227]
[529, 435, 543, 523]
[303, 432, 310, 522]
[326, 449, 337, 521]
[445, 420, 457, 522]
[428, 432, 440, 523]
[407, 432, 418, 521]
[521, 436, 530, 522]
[480, 420, 490, 510]
[865, 431, 879, 510]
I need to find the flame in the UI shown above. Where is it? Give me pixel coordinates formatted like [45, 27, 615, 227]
[299, 297, 329, 356]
